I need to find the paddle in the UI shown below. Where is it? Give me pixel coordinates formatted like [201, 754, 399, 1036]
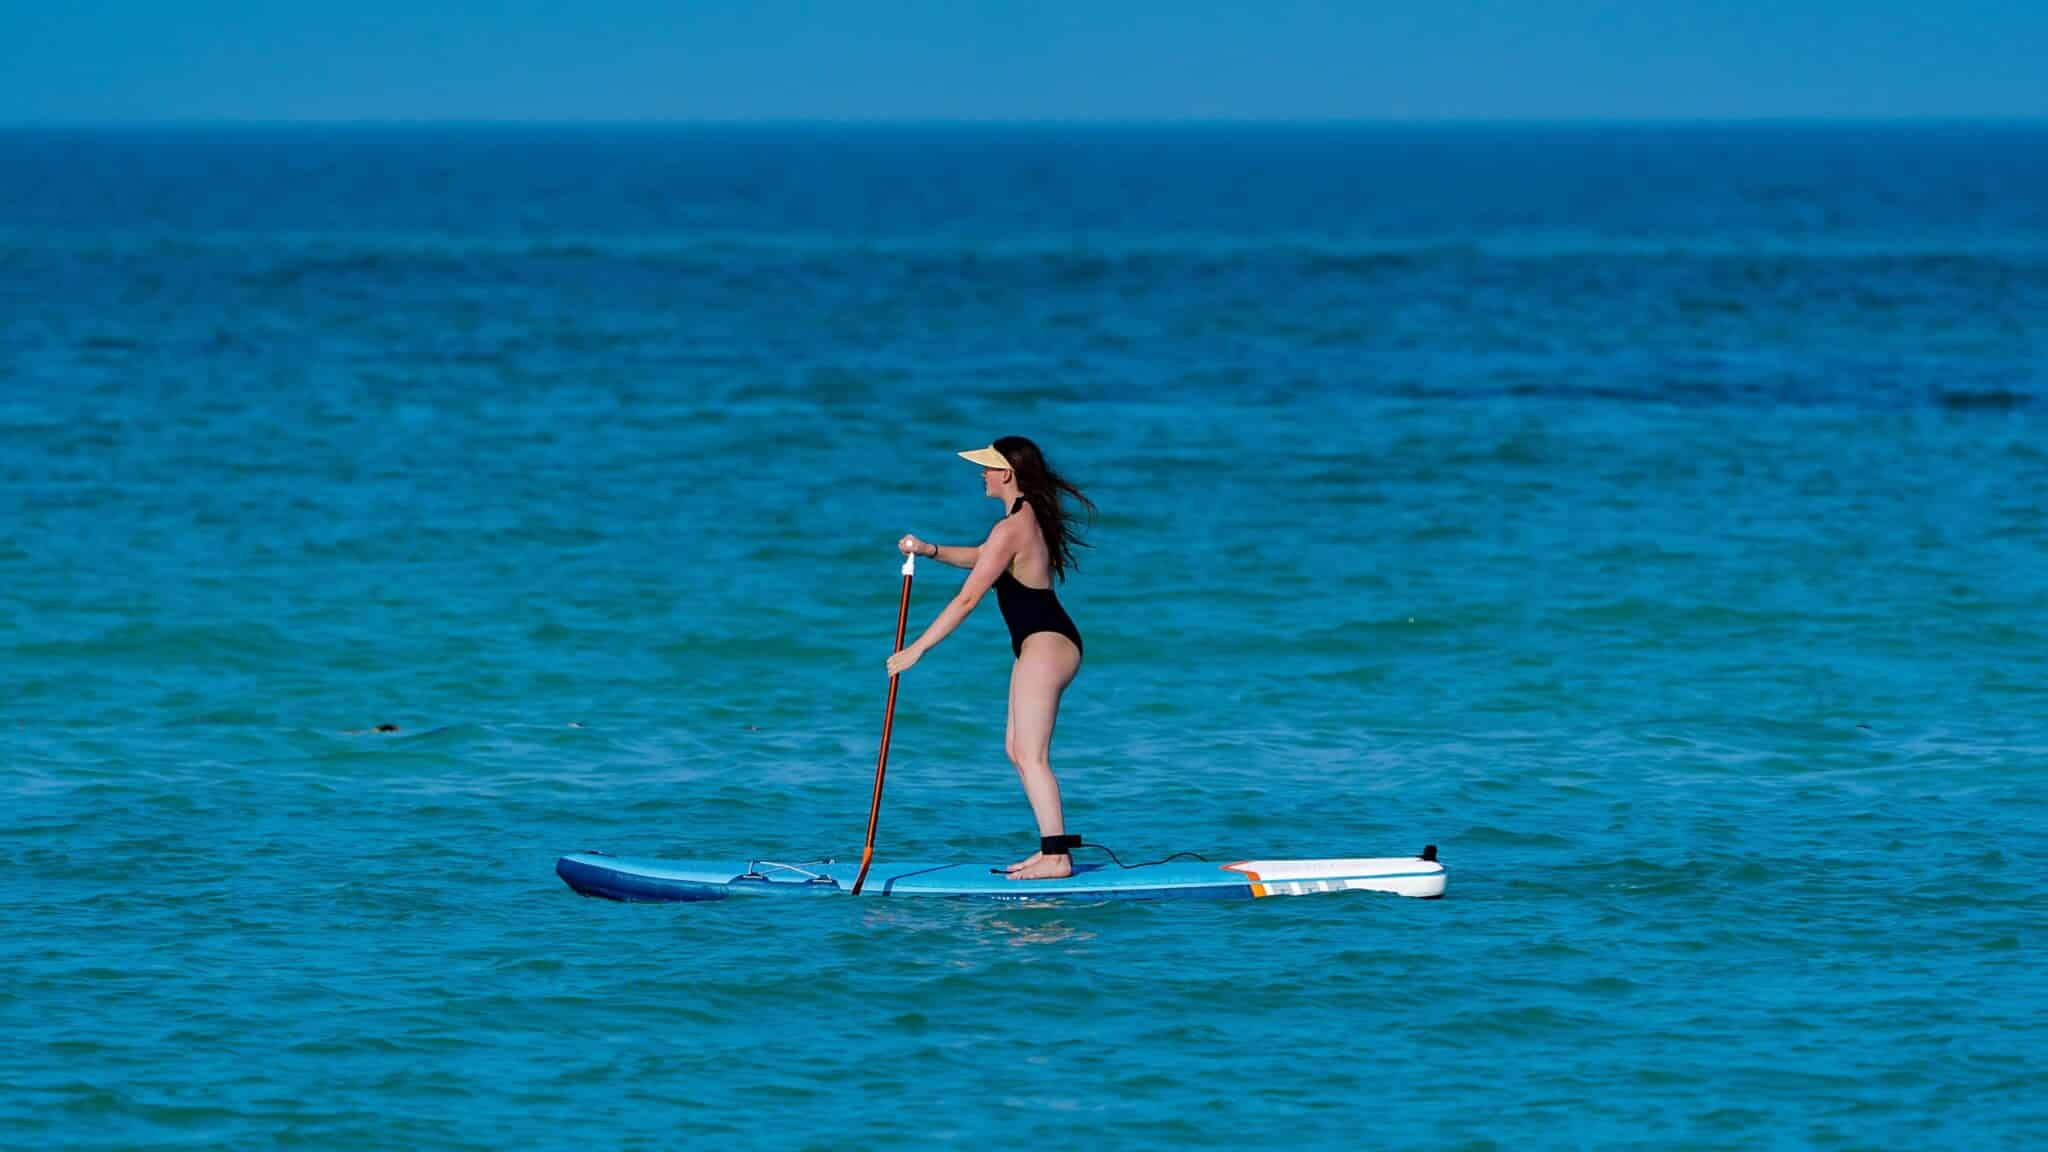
[852, 548, 916, 895]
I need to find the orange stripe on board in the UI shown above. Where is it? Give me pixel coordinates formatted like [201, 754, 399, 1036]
[1222, 861, 1267, 897]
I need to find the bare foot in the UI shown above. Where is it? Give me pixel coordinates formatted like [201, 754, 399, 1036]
[1007, 854, 1073, 881]
[1005, 851, 1043, 874]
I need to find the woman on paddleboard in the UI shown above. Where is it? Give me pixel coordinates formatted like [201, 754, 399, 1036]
[886, 436, 1092, 881]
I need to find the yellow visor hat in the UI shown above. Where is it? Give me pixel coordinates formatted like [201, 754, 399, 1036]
[957, 445, 1012, 470]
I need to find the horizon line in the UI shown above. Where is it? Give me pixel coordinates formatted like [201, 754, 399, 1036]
[4, 115, 2046, 130]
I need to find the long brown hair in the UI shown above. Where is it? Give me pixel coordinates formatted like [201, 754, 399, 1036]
[994, 435, 1094, 582]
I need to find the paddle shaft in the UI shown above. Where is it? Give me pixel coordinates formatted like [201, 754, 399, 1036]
[852, 553, 915, 895]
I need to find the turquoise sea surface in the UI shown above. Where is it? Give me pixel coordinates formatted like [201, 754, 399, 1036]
[3, 125, 2045, 1148]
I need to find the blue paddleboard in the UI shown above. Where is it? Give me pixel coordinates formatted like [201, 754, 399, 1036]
[556, 850, 1445, 902]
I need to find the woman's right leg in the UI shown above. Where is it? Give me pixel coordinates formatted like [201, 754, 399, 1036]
[1004, 633, 1081, 879]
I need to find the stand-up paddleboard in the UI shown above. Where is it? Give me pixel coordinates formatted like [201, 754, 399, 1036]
[556, 846, 1445, 903]
[562, 555, 1446, 907]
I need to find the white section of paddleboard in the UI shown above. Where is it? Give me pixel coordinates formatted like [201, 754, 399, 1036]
[1225, 858, 1447, 898]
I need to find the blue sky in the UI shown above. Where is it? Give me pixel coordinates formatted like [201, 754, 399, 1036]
[1, 1, 2041, 122]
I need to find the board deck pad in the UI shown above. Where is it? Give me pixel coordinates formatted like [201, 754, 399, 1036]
[556, 851, 1446, 902]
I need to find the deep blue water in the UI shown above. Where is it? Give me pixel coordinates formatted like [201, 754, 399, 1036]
[3, 125, 2045, 1149]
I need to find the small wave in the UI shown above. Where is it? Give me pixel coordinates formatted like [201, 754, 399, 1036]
[1935, 389, 2032, 411]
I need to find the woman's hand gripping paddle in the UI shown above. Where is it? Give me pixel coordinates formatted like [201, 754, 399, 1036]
[852, 550, 916, 895]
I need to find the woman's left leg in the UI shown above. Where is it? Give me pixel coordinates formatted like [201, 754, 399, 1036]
[1006, 632, 1082, 881]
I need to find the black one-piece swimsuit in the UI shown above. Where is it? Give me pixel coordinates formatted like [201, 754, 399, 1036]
[993, 497, 1084, 659]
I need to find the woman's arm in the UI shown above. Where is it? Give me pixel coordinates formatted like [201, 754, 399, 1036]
[899, 533, 978, 569]
[888, 522, 1019, 671]
[928, 543, 979, 570]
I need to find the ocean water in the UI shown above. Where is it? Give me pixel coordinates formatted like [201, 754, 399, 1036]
[2, 125, 2044, 1149]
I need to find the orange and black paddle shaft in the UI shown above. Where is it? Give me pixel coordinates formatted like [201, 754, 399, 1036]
[852, 552, 916, 895]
